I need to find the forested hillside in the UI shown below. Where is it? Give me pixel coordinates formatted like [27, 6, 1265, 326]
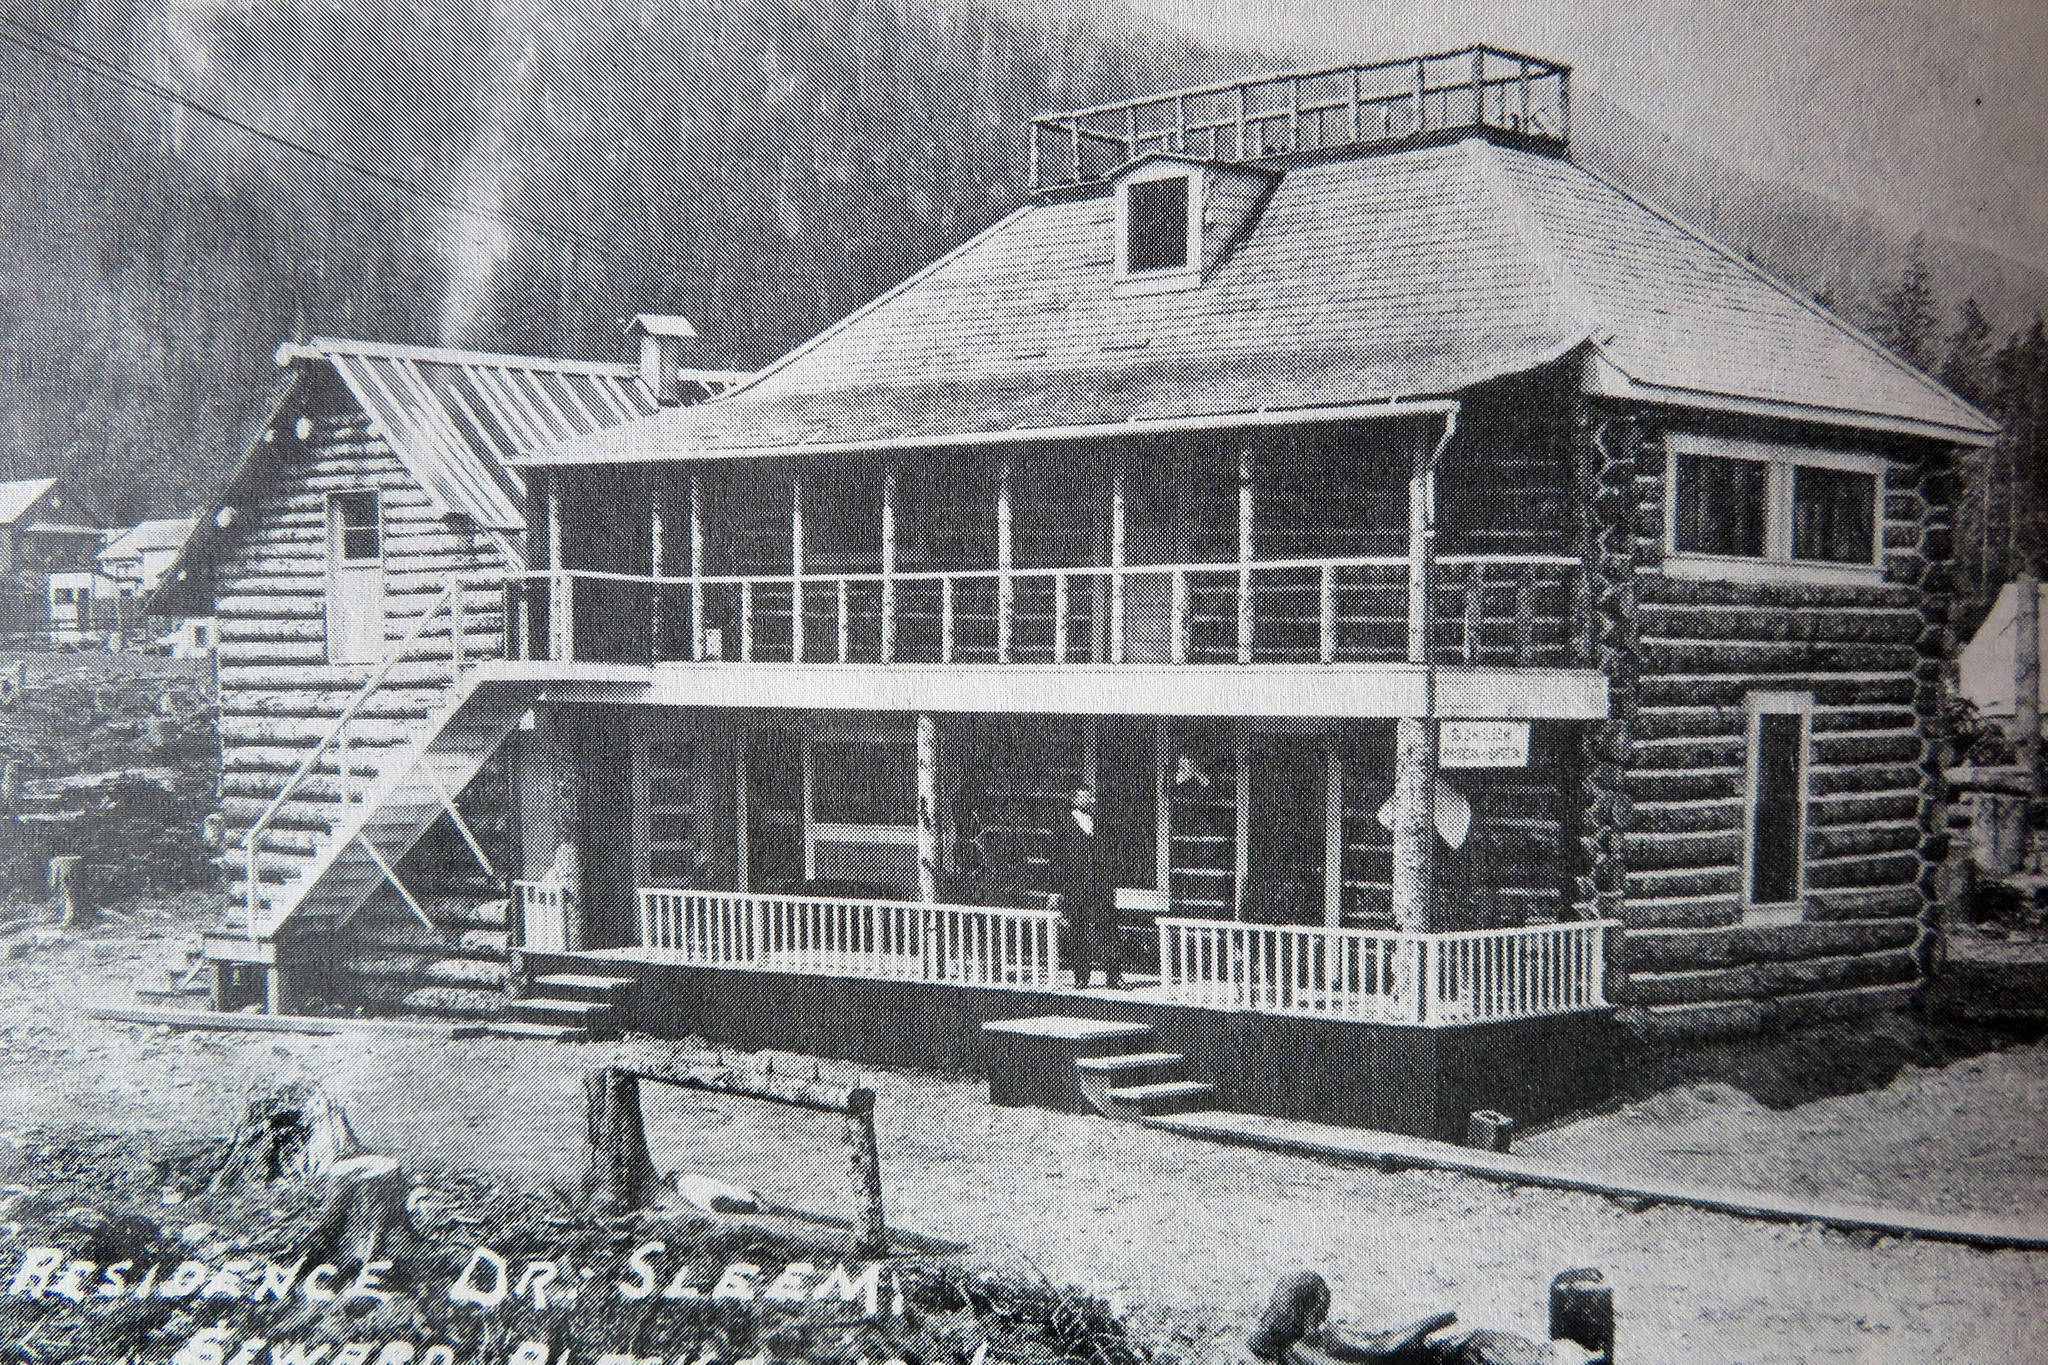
[0, 0, 2042, 605]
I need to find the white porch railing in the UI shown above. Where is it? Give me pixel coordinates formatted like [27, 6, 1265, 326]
[1155, 916, 1613, 1026]
[638, 888, 1063, 989]
[521, 553, 1585, 670]
[514, 878, 572, 952]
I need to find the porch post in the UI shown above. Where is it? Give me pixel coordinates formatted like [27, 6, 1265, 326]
[546, 469, 571, 663]
[801, 725, 816, 881]
[1110, 455, 1127, 664]
[734, 720, 751, 893]
[1155, 717, 1173, 902]
[649, 479, 665, 661]
[689, 472, 706, 661]
[917, 714, 939, 903]
[791, 474, 806, 662]
[1232, 720, 1250, 918]
[997, 454, 1014, 663]
[1238, 445, 1254, 664]
[881, 461, 898, 663]
[1324, 741, 1344, 927]
[1390, 421, 1447, 933]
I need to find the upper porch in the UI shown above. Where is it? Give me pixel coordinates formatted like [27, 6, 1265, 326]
[511, 403, 1608, 717]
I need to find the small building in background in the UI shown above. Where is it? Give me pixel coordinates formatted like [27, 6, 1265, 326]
[0, 476, 103, 646]
[96, 516, 204, 650]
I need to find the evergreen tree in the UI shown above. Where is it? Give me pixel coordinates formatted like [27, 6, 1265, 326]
[1873, 234, 1940, 371]
[1942, 297, 1995, 407]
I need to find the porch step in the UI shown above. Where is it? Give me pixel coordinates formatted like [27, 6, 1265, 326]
[1075, 1051, 1185, 1079]
[531, 973, 637, 1004]
[1105, 1080, 1216, 1117]
[484, 1019, 590, 1042]
[509, 997, 619, 1041]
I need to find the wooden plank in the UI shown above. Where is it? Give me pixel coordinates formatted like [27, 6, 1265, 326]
[85, 1005, 484, 1038]
[1147, 1110, 2048, 1250]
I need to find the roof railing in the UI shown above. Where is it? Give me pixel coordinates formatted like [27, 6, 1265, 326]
[1028, 46, 1569, 192]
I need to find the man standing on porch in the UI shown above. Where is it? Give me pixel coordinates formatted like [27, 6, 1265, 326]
[1049, 786, 1120, 989]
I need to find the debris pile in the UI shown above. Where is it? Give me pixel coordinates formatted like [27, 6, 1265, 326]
[0, 664, 218, 901]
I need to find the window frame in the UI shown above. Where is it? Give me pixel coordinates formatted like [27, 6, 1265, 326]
[1741, 690, 1814, 922]
[1115, 165, 1203, 292]
[326, 489, 384, 567]
[1663, 434, 1887, 585]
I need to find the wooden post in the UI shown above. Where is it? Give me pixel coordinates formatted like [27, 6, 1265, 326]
[546, 470, 570, 662]
[649, 480, 665, 660]
[1110, 456, 1127, 663]
[791, 474, 806, 663]
[1, 759, 21, 812]
[917, 714, 939, 904]
[880, 461, 898, 664]
[1324, 742, 1344, 927]
[845, 1091, 888, 1257]
[734, 724, 751, 893]
[1391, 433, 1441, 934]
[690, 473, 707, 661]
[48, 855, 86, 928]
[1155, 717, 1173, 901]
[997, 454, 1015, 664]
[1238, 446, 1255, 664]
[1233, 721, 1251, 919]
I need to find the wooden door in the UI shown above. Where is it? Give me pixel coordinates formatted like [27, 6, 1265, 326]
[326, 490, 385, 664]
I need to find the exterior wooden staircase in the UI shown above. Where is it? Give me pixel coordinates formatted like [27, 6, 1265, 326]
[202, 584, 546, 1008]
[982, 1014, 1216, 1119]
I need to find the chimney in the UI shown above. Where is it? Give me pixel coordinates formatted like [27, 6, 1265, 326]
[629, 314, 700, 406]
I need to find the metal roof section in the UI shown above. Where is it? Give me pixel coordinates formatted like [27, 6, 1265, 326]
[282, 337, 668, 530]
[530, 115, 1993, 468]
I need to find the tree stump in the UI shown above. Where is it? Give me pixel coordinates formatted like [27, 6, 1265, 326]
[210, 1082, 370, 1191]
[48, 856, 87, 928]
[306, 1154, 413, 1265]
[582, 1067, 658, 1215]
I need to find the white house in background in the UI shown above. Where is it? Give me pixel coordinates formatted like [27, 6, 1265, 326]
[1958, 579, 2046, 726]
[97, 516, 208, 651]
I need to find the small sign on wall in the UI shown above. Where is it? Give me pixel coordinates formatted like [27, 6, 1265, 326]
[1440, 720, 1530, 768]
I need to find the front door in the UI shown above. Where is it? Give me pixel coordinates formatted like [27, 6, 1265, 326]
[745, 728, 805, 891]
[326, 490, 385, 663]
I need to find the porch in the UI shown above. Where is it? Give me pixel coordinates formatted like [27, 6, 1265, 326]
[514, 884, 1618, 1139]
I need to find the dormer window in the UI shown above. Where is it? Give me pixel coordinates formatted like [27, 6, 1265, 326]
[1126, 175, 1191, 272]
[1117, 167, 1201, 289]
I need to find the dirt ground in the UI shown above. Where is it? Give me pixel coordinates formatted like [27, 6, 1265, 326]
[6, 896, 2048, 1365]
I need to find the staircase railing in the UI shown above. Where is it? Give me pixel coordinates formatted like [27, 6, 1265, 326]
[238, 577, 472, 939]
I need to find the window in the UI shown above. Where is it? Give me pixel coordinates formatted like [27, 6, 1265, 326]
[1666, 435, 1883, 581]
[328, 490, 382, 563]
[1126, 175, 1191, 273]
[1792, 464, 1878, 564]
[1674, 452, 1768, 558]
[1743, 692, 1813, 917]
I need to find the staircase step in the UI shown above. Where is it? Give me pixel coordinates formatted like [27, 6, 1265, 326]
[485, 1020, 590, 1043]
[1076, 1051, 1185, 1075]
[511, 998, 619, 1041]
[532, 973, 638, 1003]
[1106, 1080, 1216, 1116]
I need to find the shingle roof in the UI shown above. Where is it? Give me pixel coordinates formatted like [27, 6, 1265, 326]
[100, 517, 198, 563]
[530, 138, 1992, 466]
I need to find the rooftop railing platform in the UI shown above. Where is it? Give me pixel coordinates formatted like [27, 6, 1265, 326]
[1028, 47, 1570, 192]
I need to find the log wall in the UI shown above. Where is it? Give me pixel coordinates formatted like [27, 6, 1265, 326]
[1588, 407, 1956, 1040]
[212, 370, 516, 896]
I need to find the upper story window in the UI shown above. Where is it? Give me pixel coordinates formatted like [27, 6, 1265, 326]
[1666, 434, 1884, 583]
[328, 490, 382, 563]
[1117, 168, 1200, 288]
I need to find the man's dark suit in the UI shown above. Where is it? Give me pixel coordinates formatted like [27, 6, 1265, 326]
[1049, 808, 1119, 987]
